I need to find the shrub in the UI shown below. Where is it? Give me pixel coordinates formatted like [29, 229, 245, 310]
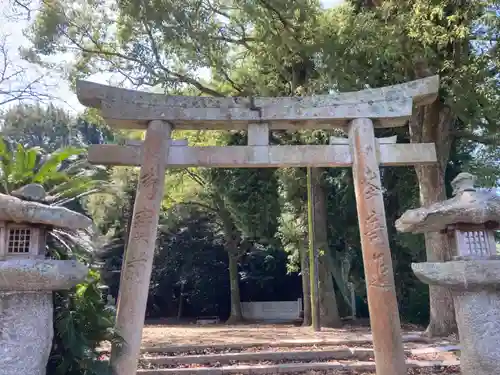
[47, 269, 120, 375]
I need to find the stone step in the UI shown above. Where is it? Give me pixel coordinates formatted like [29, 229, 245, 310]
[139, 333, 433, 354]
[140, 345, 461, 367]
[141, 347, 375, 366]
[136, 359, 461, 375]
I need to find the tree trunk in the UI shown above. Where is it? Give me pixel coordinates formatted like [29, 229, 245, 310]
[215, 194, 245, 324]
[312, 168, 342, 328]
[410, 99, 457, 337]
[177, 282, 185, 320]
[226, 252, 244, 323]
[300, 246, 312, 326]
[416, 165, 457, 336]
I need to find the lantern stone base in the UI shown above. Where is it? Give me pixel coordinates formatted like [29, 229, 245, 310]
[0, 259, 89, 291]
[412, 260, 500, 375]
[0, 259, 88, 375]
[0, 292, 54, 375]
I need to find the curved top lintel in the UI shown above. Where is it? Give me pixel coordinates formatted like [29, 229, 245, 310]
[76, 76, 439, 130]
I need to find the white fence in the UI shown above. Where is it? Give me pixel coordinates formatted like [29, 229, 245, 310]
[241, 299, 302, 322]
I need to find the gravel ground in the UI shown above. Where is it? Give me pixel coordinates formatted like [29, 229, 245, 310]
[137, 365, 461, 374]
[226, 369, 461, 375]
[138, 322, 430, 347]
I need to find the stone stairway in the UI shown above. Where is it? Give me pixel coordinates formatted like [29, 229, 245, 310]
[134, 337, 461, 375]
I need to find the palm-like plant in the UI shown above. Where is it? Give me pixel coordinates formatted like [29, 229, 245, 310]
[0, 137, 119, 375]
[0, 139, 109, 259]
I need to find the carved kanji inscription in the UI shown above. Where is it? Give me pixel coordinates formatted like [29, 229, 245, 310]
[364, 210, 385, 246]
[124, 258, 147, 280]
[363, 144, 374, 155]
[140, 171, 159, 200]
[363, 166, 380, 200]
[369, 252, 390, 288]
[130, 208, 156, 243]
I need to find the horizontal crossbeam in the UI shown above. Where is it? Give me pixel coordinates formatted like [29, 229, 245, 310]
[330, 135, 397, 145]
[76, 76, 439, 130]
[88, 143, 437, 168]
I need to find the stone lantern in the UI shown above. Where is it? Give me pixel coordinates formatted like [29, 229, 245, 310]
[395, 172, 500, 375]
[0, 184, 90, 375]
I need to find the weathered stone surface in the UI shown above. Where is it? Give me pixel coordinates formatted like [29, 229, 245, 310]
[395, 173, 500, 233]
[329, 135, 397, 145]
[396, 171, 500, 375]
[411, 260, 500, 291]
[0, 193, 92, 230]
[451, 172, 476, 195]
[411, 260, 500, 375]
[0, 292, 53, 375]
[348, 118, 407, 375]
[11, 183, 47, 201]
[0, 259, 88, 291]
[111, 120, 170, 375]
[76, 76, 439, 130]
[101, 96, 413, 127]
[453, 290, 500, 375]
[88, 143, 437, 168]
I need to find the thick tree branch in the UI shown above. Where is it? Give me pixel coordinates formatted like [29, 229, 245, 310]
[184, 169, 207, 188]
[141, 20, 224, 97]
[48, 7, 224, 97]
[257, 0, 293, 31]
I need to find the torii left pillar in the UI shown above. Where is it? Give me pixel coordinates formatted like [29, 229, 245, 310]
[110, 120, 171, 375]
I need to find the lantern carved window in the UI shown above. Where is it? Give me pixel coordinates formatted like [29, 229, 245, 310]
[8, 227, 32, 254]
[0, 223, 45, 259]
[449, 223, 498, 260]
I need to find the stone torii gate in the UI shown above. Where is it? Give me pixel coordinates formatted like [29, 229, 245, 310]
[76, 76, 439, 375]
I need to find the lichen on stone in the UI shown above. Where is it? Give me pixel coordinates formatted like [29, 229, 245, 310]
[395, 173, 500, 233]
[0, 191, 92, 230]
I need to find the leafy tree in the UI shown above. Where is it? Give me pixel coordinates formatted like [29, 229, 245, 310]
[165, 165, 281, 322]
[1, 104, 73, 150]
[151, 206, 230, 318]
[87, 167, 138, 301]
[315, 0, 500, 336]
[1, 103, 115, 152]
[87, 126, 282, 323]
[278, 204, 311, 325]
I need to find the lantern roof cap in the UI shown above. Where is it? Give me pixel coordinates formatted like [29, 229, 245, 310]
[0, 184, 92, 230]
[396, 173, 500, 233]
[11, 183, 47, 202]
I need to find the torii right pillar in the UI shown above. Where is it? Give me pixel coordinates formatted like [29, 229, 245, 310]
[349, 118, 407, 375]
